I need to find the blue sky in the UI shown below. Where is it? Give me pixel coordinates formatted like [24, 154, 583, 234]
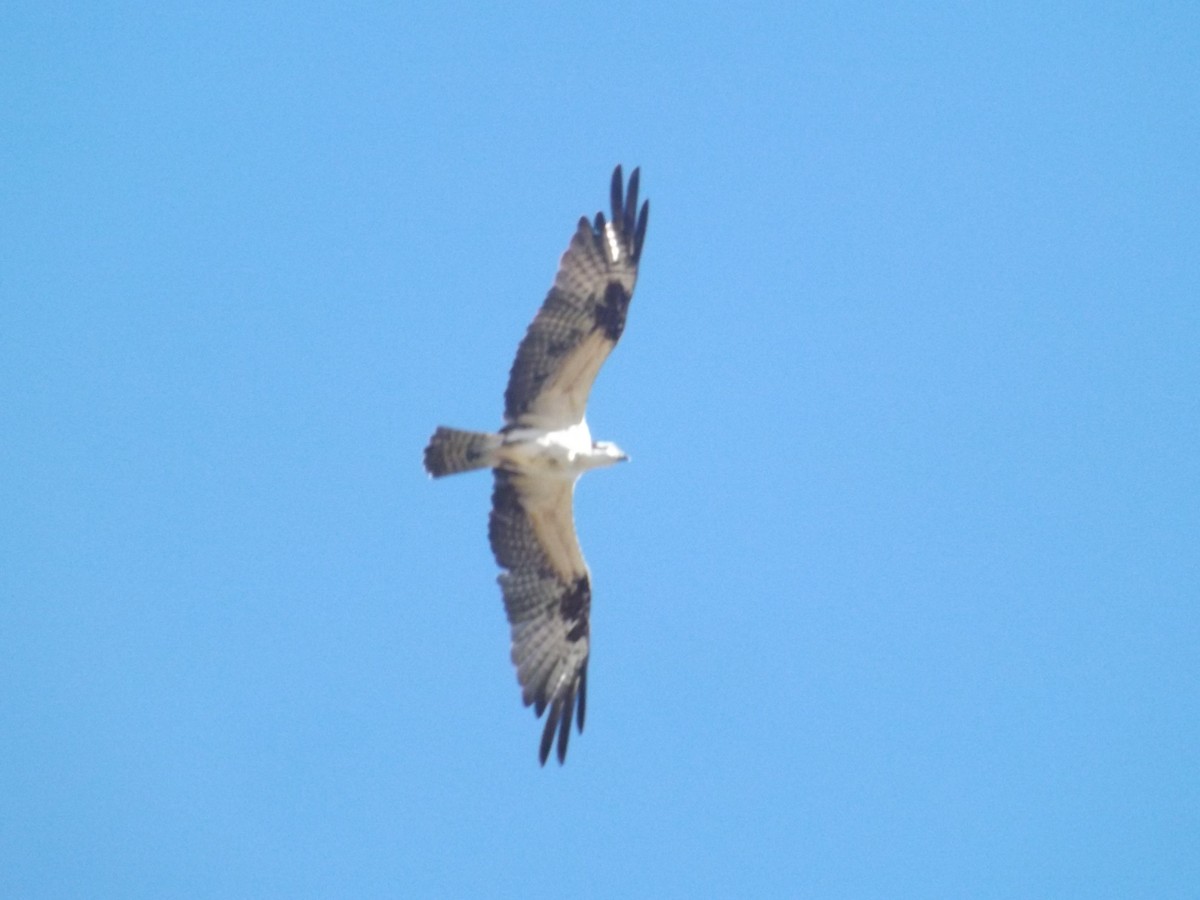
[4, 2, 1198, 896]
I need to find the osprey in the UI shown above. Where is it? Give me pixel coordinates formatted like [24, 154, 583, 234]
[423, 166, 649, 764]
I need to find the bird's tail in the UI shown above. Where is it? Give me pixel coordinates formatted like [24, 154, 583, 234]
[423, 427, 501, 478]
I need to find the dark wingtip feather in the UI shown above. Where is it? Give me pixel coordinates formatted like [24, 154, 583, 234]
[577, 663, 588, 733]
[624, 168, 640, 236]
[556, 687, 576, 763]
[532, 674, 550, 716]
[610, 165, 624, 227]
[606, 165, 648, 260]
[634, 200, 649, 262]
[539, 700, 561, 766]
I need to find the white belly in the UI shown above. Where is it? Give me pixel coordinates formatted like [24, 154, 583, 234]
[500, 420, 594, 477]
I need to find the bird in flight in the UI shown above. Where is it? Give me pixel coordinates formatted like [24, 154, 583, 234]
[423, 166, 649, 764]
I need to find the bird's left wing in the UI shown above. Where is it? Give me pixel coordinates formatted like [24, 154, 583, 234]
[488, 469, 592, 764]
[503, 166, 649, 429]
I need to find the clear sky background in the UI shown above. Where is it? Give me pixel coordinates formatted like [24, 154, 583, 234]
[4, 3, 1198, 897]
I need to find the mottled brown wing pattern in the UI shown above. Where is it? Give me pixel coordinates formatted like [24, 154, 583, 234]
[489, 470, 591, 764]
[503, 166, 649, 427]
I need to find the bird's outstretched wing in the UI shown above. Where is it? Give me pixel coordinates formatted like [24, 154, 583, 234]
[503, 165, 649, 429]
[488, 469, 591, 765]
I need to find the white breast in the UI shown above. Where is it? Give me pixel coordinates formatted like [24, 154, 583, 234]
[500, 419, 595, 477]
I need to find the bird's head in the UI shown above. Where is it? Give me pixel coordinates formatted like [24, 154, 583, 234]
[592, 440, 629, 467]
